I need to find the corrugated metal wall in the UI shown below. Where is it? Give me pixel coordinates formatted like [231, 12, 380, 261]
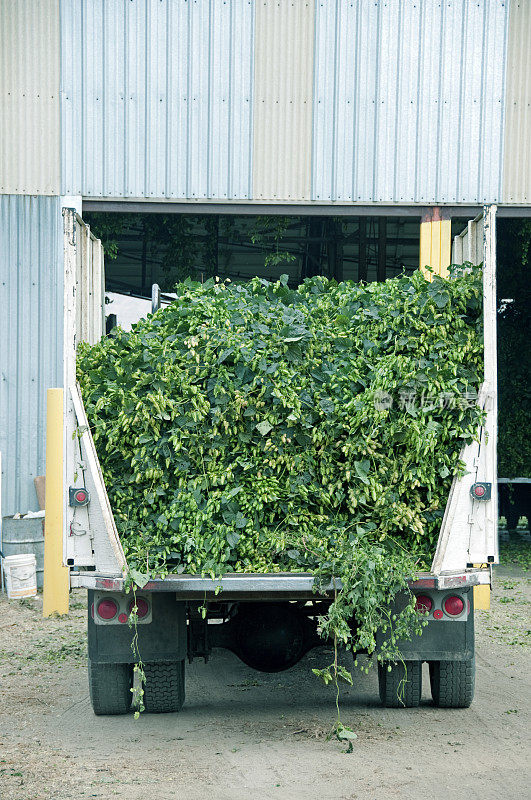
[0, 196, 63, 515]
[312, 0, 508, 204]
[61, 0, 254, 200]
[0, 0, 525, 204]
[252, 0, 314, 201]
[0, 0, 60, 194]
[503, 1, 531, 203]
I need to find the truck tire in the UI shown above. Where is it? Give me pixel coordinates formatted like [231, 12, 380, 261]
[378, 660, 422, 708]
[88, 659, 133, 716]
[143, 660, 185, 713]
[429, 658, 475, 708]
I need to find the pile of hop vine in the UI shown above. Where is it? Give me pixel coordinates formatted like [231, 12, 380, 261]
[78, 266, 483, 660]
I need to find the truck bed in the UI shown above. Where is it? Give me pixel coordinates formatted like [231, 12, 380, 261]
[64, 208, 498, 593]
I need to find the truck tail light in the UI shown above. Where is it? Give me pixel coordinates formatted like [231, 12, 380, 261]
[97, 597, 118, 620]
[470, 482, 491, 500]
[443, 596, 464, 616]
[69, 486, 91, 506]
[129, 597, 149, 619]
[414, 594, 432, 614]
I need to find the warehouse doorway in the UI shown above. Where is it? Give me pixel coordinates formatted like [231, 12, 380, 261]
[82, 210, 423, 330]
[84, 212, 420, 287]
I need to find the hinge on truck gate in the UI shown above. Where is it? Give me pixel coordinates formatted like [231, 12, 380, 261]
[69, 520, 91, 538]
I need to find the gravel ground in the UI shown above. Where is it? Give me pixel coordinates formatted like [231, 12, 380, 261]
[0, 567, 529, 800]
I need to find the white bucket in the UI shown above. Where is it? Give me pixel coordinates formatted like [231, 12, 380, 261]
[2, 553, 37, 599]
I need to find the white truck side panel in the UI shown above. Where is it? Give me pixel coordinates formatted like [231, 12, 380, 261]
[70, 384, 126, 574]
[432, 206, 498, 573]
[62, 209, 91, 566]
[63, 209, 112, 568]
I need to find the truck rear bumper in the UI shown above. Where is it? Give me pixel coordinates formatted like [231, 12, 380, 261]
[71, 568, 490, 598]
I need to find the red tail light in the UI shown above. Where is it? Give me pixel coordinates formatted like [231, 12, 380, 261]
[129, 597, 149, 619]
[414, 594, 432, 614]
[97, 597, 118, 620]
[443, 595, 464, 616]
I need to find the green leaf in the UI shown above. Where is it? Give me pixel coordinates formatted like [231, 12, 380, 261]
[353, 460, 370, 484]
[256, 420, 273, 436]
[218, 348, 234, 364]
[227, 531, 240, 548]
[284, 335, 304, 343]
[319, 397, 335, 416]
[433, 291, 450, 308]
[312, 667, 333, 686]
[129, 568, 149, 589]
[336, 726, 357, 741]
[336, 665, 353, 685]
[234, 512, 247, 529]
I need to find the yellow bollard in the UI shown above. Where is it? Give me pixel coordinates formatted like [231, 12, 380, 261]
[43, 388, 69, 616]
[473, 565, 491, 611]
[419, 207, 451, 280]
[473, 584, 491, 611]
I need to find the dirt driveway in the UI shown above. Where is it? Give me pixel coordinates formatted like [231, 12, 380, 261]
[0, 568, 529, 800]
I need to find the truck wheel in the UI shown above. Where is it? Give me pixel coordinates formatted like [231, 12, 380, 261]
[429, 658, 475, 708]
[143, 660, 185, 713]
[88, 659, 133, 716]
[378, 660, 422, 708]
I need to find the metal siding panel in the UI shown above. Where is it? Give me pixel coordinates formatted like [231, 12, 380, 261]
[355, 0, 379, 202]
[127, 0, 148, 197]
[457, 0, 483, 202]
[252, 0, 314, 201]
[144, 0, 167, 199]
[103, 1, 127, 198]
[0, 196, 63, 517]
[313, 0, 509, 204]
[312, 1, 338, 201]
[60, 0, 83, 195]
[394, 0, 421, 204]
[169, 0, 189, 198]
[416, 1, 442, 203]
[209, 0, 254, 200]
[333, 1, 355, 203]
[60, 0, 253, 200]
[480, 0, 507, 203]
[375, 0, 399, 202]
[438, 0, 462, 203]
[188, 0, 210, 198]
[229, 0, 254, 200]
[503, 1, 531, 203]
[0, 0, 60, 194]
[83, 0, 104, 195]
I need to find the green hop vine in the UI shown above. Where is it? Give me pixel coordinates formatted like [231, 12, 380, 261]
[79, 265, 483, 695]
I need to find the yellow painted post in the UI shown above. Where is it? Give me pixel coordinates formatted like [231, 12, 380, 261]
[473, 565, 491, 610]
[419, 208, 451, 280]
[43, 388, 69, 617]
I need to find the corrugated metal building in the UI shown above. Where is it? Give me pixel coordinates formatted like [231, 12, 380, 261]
[2, 0, 530, 205]
[1, 0, 530, 514]
[0, 196, 63, 514]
